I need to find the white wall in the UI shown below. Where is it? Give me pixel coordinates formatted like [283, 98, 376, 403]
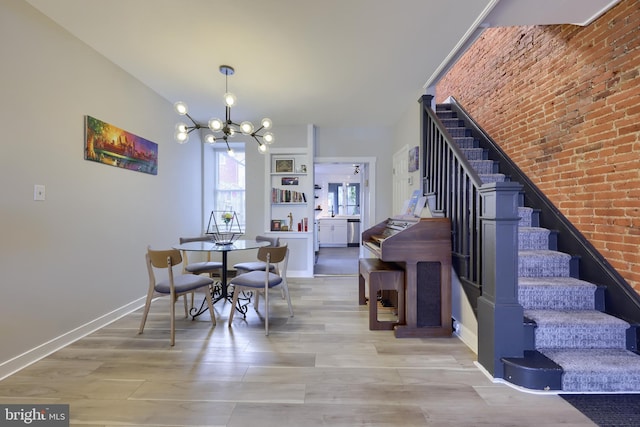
[0, 1, 202, 376]
[392, 100, 422, 202]
[315, 126, 394, 222]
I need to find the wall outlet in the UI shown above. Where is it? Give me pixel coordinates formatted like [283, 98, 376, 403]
[34, 184, 46, 201]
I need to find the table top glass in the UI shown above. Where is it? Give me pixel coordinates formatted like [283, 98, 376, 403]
[173, 239, 270, 252]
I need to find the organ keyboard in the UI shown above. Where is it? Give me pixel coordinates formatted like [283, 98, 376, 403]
[362, 216, 452, 337]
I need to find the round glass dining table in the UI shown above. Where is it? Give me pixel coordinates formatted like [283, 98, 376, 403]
[173, 239, 270, 317]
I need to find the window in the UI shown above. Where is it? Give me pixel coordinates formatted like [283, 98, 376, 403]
[213, 143, 245, 226]
[328, 182, 360, 216]
[344, 183, 360, 215]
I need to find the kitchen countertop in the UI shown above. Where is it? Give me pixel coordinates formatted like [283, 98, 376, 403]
[317, 216, 360, 220]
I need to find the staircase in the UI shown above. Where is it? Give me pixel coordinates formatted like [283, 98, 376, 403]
[436, 103, 640, 392]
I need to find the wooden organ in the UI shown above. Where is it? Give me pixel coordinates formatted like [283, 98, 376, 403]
[361, 216, 452, 338]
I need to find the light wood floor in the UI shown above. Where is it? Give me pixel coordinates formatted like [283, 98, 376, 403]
[0, 276, 595, 426]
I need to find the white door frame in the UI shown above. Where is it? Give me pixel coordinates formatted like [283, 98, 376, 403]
[314, 156, 376, 234]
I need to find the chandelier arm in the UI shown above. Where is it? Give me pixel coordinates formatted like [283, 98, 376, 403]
[251, 135, 263, 146]
[183, 112, 199, 126]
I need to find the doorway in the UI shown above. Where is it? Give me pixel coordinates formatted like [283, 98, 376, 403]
[313, 157, 376, 275]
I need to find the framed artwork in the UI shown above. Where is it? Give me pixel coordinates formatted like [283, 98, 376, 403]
[274, 158, 294, 173]
[270, 220, 282, 231]
[408, 146, 419, 172]
[281, 177, 299, 185]
[84, 115, 158, 175]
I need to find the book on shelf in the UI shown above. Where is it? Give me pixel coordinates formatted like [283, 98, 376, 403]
[271, 188, 306, 203]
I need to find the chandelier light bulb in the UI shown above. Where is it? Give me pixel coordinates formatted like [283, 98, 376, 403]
[209, 118, 224, 131]
[174, 101, 188, 115]
[227, 147, 235, 157]
[263, 132, 274, 144]
[204, 134, 216, 144]
[224, 92, 237, 107]
[240, 121, 254, 134]
[228, 128, 235, 137]
[175, 131, 189, 144]
[261, 118, 272, 129]
[175, 122, 188, 133]
[258, 143, 268, 154]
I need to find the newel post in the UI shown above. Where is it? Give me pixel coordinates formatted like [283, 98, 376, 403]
[477, 182, 524, 378]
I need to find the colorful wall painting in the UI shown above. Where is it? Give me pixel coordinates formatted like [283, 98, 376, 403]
[84, 115, 158, 175]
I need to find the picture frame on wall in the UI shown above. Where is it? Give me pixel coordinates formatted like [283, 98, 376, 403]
[281, 177, 299, 185]
[270, 220, 282, 231]
[274, 158, 294, 173]
[408, 146, 419, 172]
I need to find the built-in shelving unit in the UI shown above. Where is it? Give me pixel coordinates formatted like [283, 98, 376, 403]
[268, 151, 311, 232]
[263, 127, 315, 277]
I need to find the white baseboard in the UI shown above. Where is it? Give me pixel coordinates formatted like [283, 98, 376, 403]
[288, 269, 314, 278]
[0, 297, 146, 380]
[454, 319, 478, 354]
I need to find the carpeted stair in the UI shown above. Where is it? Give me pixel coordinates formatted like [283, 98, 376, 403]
[437, 104, 640, 392]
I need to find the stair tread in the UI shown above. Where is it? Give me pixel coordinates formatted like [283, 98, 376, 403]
[519, 249, 571, 256]
[541, 348, 640, 392]
[518, 276, 596, 287]
[479, 173, 506, 183]
[519, 277, 598, 310]
[527, 310, 628, 350]
[518, 226, 549, 232]
[503, 350, 562, 369]
[524, 309, 629, 326]
[540, 348, 640, 370]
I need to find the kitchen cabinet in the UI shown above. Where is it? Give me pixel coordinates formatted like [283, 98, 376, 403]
[318, 218, 348, 247]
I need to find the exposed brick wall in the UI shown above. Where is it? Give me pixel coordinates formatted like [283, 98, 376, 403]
[436, 0, 640, 291]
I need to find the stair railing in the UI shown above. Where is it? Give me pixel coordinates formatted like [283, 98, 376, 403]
[420, 95, 484, 298]
[420, 94, 527, 377]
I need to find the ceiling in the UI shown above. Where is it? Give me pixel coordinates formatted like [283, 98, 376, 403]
[25, 0, 618, 134]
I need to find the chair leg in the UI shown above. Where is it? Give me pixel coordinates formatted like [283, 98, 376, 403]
[170, 295, 176, 346]
[205, 289, 216, 326]
[183, 294, 189, 317]
[228, 286, 240, 326]
[282, 280, 294, 317]
[264, 287, 269, 336]
[254, 290, 260, 311]
[138, 291, 154, 334]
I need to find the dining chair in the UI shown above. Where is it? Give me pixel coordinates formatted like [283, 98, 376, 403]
[139, 246, 216, 346]
[232, 235, 280, 274]
[179, 236, 224, 277]
[228, 244, 293, 335]
[179, 235, 224, 306]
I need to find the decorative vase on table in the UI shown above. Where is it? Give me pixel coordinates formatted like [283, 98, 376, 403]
[206, 211, 243, 245]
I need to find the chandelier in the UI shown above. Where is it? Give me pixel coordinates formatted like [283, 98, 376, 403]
[173, 65, 274, 156]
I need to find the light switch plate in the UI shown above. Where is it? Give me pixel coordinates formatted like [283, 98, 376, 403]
[34, 184, 46, 201]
